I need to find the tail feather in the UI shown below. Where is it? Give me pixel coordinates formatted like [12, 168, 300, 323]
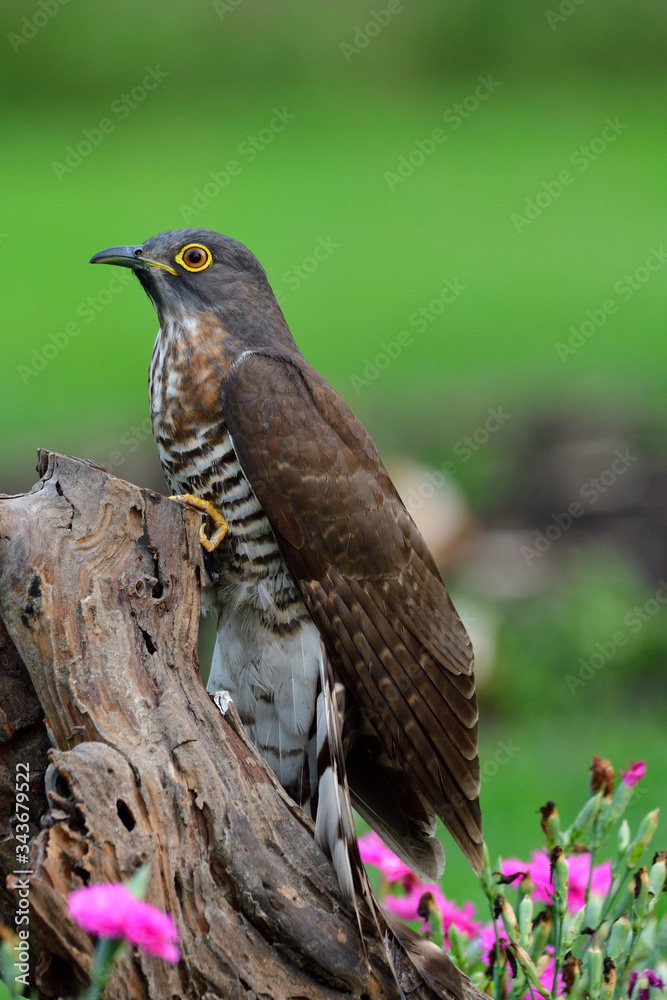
[313, 642, 368, 944]
[346, 721, 445, 883]
[384, 911, 464, 1000]
[313, 642, 465, 1000]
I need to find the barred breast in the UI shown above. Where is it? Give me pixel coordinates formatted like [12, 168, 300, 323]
[149, 322, 320, 803]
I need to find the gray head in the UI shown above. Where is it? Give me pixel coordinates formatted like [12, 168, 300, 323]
[90, 229, 287, 338]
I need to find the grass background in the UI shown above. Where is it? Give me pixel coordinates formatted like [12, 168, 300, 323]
[1, 0, 666, 917]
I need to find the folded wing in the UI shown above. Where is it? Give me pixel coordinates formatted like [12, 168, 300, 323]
[222, 350, 482, 874]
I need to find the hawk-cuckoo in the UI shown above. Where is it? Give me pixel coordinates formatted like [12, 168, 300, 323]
[91, 229, 482, 976]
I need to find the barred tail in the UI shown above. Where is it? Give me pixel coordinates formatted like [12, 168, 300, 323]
[312, 640, 465, 999]
[312, 642, 367, 934]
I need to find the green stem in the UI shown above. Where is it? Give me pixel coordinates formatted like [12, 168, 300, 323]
[81, 938, 126, 1000]
[489, 903, 505, 1000]
[574, 845, 598, 963]
[596, 843, 632, 931]
[615, 926, 647, 990]
[583, 847, 597, 918]
[580, 849, 630, 962]
[552, 908, 563, 1000]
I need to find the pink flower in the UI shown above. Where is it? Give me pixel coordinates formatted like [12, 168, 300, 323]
[533, 952, 563, 998]
[476, 927, 562, 998]
[358, 831, 415, 883]
[629, 969, 664, 1000]
[620, 760, 647, 788]
[477, 921, 503, 963]
[358, 832, 482, 941]
[384, 881, 482, 940]
[502, 851, 611, 911]
[69, 883, 180, 962]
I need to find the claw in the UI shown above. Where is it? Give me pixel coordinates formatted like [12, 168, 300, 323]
[169, 493, 228, 552]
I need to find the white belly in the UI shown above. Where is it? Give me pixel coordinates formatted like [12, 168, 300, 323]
[207, 604, 321, 800]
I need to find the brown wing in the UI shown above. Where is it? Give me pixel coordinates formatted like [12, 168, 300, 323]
[222, 350, 482, 872]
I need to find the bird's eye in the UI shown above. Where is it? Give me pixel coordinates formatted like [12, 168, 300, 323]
[176, 243, 213, 272]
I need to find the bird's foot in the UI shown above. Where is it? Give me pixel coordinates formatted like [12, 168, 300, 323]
[169, 493, 228, 552]
[211, 690, 233, 715]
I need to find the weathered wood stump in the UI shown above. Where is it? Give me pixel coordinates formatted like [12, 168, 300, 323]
[0, 451, 485, 1000]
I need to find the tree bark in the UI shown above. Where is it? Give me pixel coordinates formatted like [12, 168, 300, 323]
[0, 451, 486, 1000]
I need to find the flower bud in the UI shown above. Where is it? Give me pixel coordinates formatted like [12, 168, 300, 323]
[508, 943, 544, 993]
[584, 893, 603, 930]
[585, 940, 603, 1000]
[590, 756, 615, 797]
[562, 953, 582, 996]
[606, 915, 632, 960]
[540, 801, 561, 849]
[494, 893, 519, 943]
[628, 810, 660, 866]
[518, 871, 534, 902]
[563, 906, 585, 950]
[564, 792, 604, 849]
[418, 891, 444, 949]
[649, 851, 667, 902]
[600, 957, 616, 1000]
[447, 922, 467, 971]
[519, 895, 533, 951]
[611, 883, 633, 921]
[550, 846, 569, 918]
[619, 760, 647, 788]
[618, 818, 631, 853]
[596, 917, 612, 944]
[600, 776, 634, 835]
[535, 952, 551, 977]
[530, 909, 552, 961]
[632, 866, 650, 931]
[637, 809, 660, 847]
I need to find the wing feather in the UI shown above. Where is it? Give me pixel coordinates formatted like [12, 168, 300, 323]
[222, 350, 482, 872]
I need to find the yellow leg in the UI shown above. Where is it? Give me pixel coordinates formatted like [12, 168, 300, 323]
[169, 493, 228, 552]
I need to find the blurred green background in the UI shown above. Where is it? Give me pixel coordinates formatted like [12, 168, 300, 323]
[2, 0, 666, 914]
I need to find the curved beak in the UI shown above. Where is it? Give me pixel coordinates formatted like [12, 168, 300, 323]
[89, 245, 177, 276]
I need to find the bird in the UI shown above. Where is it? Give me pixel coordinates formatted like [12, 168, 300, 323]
[90, 228, 482, 989]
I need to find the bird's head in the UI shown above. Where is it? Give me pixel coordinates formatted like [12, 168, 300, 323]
[90, 228, 279, 331]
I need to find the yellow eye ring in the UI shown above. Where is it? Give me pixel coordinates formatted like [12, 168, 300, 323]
[175, 243, 213, 272]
